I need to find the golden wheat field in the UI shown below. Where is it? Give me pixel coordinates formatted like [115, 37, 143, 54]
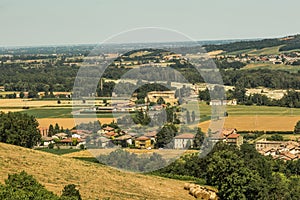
[37, 118, 116, 128]
[199, 116, 300, 132]
[0, 142, 194, 200]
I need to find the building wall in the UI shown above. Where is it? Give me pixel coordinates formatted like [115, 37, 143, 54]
[174, 138, 193, 149]
[135, 140, 151, 149]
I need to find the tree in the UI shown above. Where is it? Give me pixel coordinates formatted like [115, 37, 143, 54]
[156, 124, 177, 148]
[294, 121, 300, 134]
[191, 111, 195, 122]
[19, 92, 25, 98]
[193, 128, 205, 149]
[48, 124, 54, 137]
[54, 123, 60, 134]
[0, 171, 59, 200]
[186, 110, 191, 124]
[157, 97, 165, 105]
[61, 184, 82, 200]
[0, 112, 40, 148]
[206, 150, 266, 200]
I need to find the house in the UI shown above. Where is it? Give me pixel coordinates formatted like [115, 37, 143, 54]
[54, 132, 68, 139]
[146, 91, 177, 105]
[115, 135, 132, 147]
[255, 139, 283, 151]
[135, 136, 152, 149]
[41, 136, 53, 146]
[209, 99, 237, 106]
[174, 133, 195, 149]
[280, 152, 298, 161]
[39, 127, 49, 137]
[210, 128, 243, 147]
[93, 136, 112, 148]
[226, 134, 243, 147]
[144, 131, 158, 142]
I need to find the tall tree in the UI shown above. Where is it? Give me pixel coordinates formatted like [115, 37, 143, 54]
[186, 110, 191, 124]
[0, 112, 40, 148]
[193, 128, 205, 149]
[294, 120, 300, 134]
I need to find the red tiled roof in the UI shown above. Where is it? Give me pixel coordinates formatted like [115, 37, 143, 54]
[136, 136, 150, 141]
[227, 134, 240, 139]
[174, 134, 195, 139]
[103, 126, 114, 131]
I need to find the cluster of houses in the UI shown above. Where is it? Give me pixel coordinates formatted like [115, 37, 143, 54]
[39, 125, 244, 150]
[40, 129, 90, 148]
[256, 139, 300, 161]
[218, 52, 300, 66]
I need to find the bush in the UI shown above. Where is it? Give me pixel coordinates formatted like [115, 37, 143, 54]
[48, 143, 54, 149]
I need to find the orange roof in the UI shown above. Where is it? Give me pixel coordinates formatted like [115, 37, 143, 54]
[136, 136, 150, 141]
[174, 134, 195, 139]
[221, 128, 237, 137]
[281, 152, 297, 160]
[227, 134, 240, 139]
[105, 131, 117, 136]
[103, 126, 114, 131]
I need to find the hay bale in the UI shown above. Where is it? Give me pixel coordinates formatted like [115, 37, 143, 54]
[209, 192, 217, 200]
[184, 183, 190, 190]
[202, 190, 211, 199]
[194, 189, 204, 198]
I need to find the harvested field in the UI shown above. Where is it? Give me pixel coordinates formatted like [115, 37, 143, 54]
[199, 116, 300, 132]
[0, 142, 194, 200]
[37, 118, 116, 129]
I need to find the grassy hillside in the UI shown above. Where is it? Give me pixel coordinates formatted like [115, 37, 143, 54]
[0, 142, 194, 200]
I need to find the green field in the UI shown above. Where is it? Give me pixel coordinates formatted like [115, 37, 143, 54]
[224, 45, 282, 56]
[183, 102, 300, 117]
[19, 108, 113, 118]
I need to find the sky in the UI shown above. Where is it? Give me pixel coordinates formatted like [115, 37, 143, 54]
[0, 0, 300, 46]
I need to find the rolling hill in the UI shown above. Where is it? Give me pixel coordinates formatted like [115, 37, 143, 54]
[0, 142, 194, 200]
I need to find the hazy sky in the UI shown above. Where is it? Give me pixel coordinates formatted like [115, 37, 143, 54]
[1, 0, 300, 46]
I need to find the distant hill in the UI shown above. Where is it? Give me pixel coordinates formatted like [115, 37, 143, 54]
[204, 35, 300, 53]
[0, 142, 193, 200]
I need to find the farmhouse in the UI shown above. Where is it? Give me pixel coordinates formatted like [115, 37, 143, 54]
[135, 136, 152, 149]
[210, 128, 243, 147]
[174, 133, 195, 149]
[226, 134, 243, 146]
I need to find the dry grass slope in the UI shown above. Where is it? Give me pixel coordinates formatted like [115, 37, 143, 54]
[0, 142, 194, 200]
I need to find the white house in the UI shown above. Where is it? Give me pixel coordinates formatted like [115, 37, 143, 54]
[174, 134, 195, 149]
